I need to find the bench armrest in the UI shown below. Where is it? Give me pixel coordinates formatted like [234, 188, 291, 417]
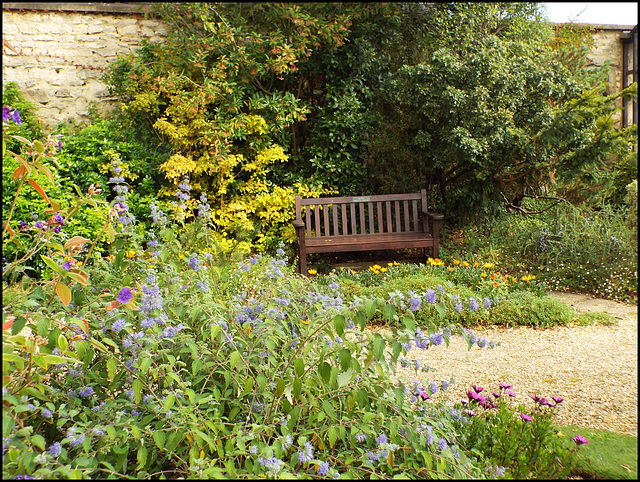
[293, 220, 305, 228]
[422, 210, 444, 221]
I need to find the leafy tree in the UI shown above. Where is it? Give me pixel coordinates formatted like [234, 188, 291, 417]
[103, 2, 359, 250]
[363, 2, 637, 223]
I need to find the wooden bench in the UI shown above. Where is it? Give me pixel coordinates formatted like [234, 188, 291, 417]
[293, 189, 443, 275]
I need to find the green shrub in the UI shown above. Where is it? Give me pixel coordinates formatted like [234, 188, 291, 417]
[488, 291, 573, 327]
[625, 180, 637, 251]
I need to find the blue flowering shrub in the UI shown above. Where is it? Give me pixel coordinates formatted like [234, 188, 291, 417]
[3, 111, 590, 479]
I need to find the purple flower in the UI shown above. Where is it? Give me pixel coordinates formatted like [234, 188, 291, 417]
[78, 386, 94, 398]
[493, 392, 501, 398]
[12, 109, 22, 125]
[477, 337, 488, 348]
[573, 435, 589, 445]
[57, 140, 63, 152]
[188, 255, 201, 270]
[355, 433, 367, 443]
[318, 461, 330, 476]
[551, 396, 564, 404]
[298, 442, 314, 463]
[112, 318, 126, 332]
[483, 297, 492, 309]
[520, 413, 533, 422]
[468, 297, 479, 311]
[472, 384, 484, 393]
[506, 390, 516, 397]
[430, 333, 444, 346]
[2, 106, 10, 121]
[437, 438, 448, 451]
[425, 289, 437, 304]
[455, 302, 464, 313]
[419, 389, 429, 401]
[48, 441, 62, 458]
[69, 433, 85, 447]
[499, 382, 512, 389]
[42, 408, 53, 418]
[53, 213, 65, 224]
[117, 287, 133, 304]
[61, 260, 72, 271]
[376, 433, 387, 445]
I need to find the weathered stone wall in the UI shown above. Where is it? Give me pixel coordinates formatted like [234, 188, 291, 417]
[1, 5, 636, 130]
[581, 24, 635, 94]
[2, 4, 169, 129]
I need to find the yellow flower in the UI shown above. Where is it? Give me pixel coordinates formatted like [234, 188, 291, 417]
[483, 263, 494, 269]
[453, 259, 460, 265]
[126, 250, 136, 258]
[308, 269, 317, 275]
[481, 273, 488, 278]
[388, 262, 394, 267]
[393, 261, 399, 266]
[462, 261, 470, 267]
[372, 270, 380, 275]
[474, 262, 480, 267]
[350, 269, 357, 275]
[448, 267, 454, 272]
[380, 267, 388, 273]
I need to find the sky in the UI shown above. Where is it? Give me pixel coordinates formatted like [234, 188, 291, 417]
[541, 2, 638, 26]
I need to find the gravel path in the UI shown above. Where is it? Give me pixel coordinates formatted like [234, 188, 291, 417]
[369, 293, 638, 437]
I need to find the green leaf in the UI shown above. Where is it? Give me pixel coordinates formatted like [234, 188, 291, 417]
[163, 394, 176, 412]
[318, 362, 331, 383]
[355, 310, 367, 330]
[10, 316, 27, 336]
[229, 350, 241, 370]
[338, 348, 352, 371]
[328, 426, 339, 448]
[293, 378, 302, 400]
[31, 434, 46, 451]
[57, 334, 68, 352]
[364, 298, 377, 319]
[137, 445, 148, 469]
[294, 358, 305, 378]
[337, 368, 353, 388]
[40, 255, 63, 275]
[384, 303, 396, 322]
[276, 378, 285, 397]
[401, 315, 416, 331]
[153, 430, 166, 450]
[333, 314, 346, 336]
[106, 425, 116, 440]
[256, 374, 267, 392]
[132, 379, 143, 404]
[107, 357, 117, 381]
[139, 358, 152, 374]
[322, 400, 337, 420]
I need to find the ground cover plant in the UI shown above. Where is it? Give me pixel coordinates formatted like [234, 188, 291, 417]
[2, 108, 598, 479]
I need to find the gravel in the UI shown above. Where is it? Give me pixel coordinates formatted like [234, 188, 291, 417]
[367, 302, 638, 437]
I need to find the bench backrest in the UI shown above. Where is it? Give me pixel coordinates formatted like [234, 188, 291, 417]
[295, 189, 430, 238]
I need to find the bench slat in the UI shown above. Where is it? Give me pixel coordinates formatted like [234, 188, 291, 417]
[403, 200, 410, 232]
[314, 205, 321, 237]
[323, 203, 330, 237]
[350, 203, 357, 235]
[341, 204, 348, 236]
[377, 201, 384, 233]
[412, 200, 419, 232]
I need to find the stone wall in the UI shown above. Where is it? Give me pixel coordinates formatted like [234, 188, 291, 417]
[2, 3, 169, 129]
[1, 4, 636, 129]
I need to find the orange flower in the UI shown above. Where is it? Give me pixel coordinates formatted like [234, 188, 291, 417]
[462, 261, 470, 267]
[492, 281, 499, 287]
[448, 267, 454, 272]
[453, 259, 460, 265]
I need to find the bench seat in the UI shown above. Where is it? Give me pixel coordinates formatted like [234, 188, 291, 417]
[293, 189, 443, 275]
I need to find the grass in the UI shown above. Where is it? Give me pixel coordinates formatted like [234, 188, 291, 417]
[559, 425, 638, 479]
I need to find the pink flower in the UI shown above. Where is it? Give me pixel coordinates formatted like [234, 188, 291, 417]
[551, 396, 564, 404]
[520, 413, 533, 422]
[499, 382, 512, 389]
[573, 435, 589, 445]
